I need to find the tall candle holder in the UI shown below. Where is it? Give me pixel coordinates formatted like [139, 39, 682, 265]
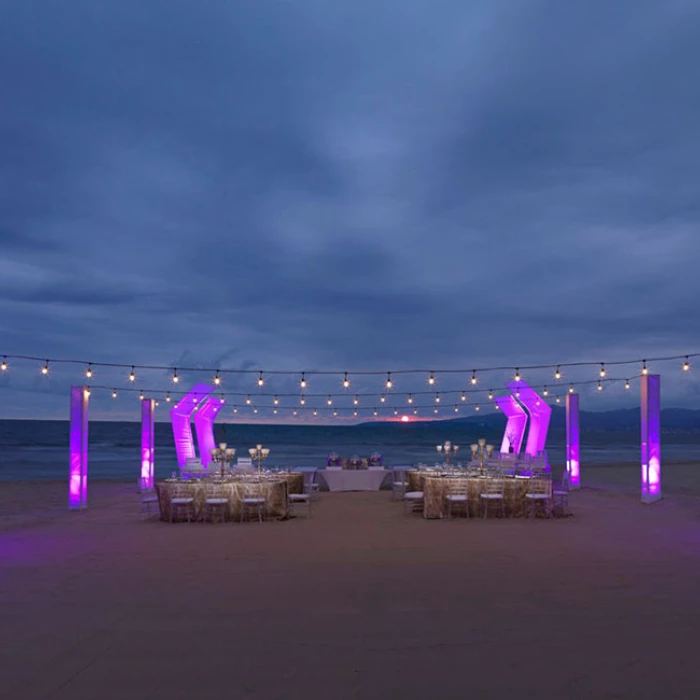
[471, 439, 494, 476]
[211, 443, 236, 477]
[248, 444, 270, 478]
[436, 440, 459, 467]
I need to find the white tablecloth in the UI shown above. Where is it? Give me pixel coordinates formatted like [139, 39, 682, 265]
[318, 469, 391, 491]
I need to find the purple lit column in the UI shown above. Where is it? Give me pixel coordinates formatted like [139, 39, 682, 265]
[140, 398, 155, 491]
[170, 383, 214, 468]
[193, 396, 225, 469]
[69, 385, 89, 510]
[566, 393, 580, 489]
[641, 374, 662, 503]
[506, 381, 551, 457]
[494, 394, 528, 454]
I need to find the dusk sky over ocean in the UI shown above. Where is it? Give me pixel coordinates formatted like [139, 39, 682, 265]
[1, 1, 700, 419]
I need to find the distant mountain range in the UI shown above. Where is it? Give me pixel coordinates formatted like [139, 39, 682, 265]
[361, 407, 700, 433]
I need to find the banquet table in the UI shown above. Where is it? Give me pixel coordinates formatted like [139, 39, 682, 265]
[317, 468, 391, 492]
[408, 471, 551, 519]
[155, 475, 297, 522]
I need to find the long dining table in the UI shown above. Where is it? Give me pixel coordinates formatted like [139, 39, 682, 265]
[155, 473, 303, 522]
[407, 470, 551, 519]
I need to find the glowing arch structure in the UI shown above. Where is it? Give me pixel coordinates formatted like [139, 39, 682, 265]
[494, 394, 528, 455]
[507, 381, 551, 457]
[641, 374, 662, 503]
[171, 383, 214, 468]
[193, 396, 226, 469]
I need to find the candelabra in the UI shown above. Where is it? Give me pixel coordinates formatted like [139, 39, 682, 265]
[211, 443, 236, 477]
[470, 439, 494, 476]
[249, 444, 270, 477]
[436, 440, 459, 467]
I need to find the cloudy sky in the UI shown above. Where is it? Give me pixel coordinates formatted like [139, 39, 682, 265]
[1, 0, 699, 420]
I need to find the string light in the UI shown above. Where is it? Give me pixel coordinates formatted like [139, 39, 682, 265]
[380, 395, 386, 403]
[139, 391, 145, 400]
[214, 372, 221, 386]
[454, 405, 459, 412]
[435, 393, 440, 403]
[428, 371, 435, 385]
[434, 407, 438, 414]
[515, 389, 520, 398]
[85, 364, 93, 379]
[273, 408, 278, 415]
[253, 407, 258, 414]
[312, 408, 318, 416]
[597, 381, 603, 392]
[386, 372, 393, 389]
[112, 389, 118, 398]
[475, 404, 480, 411]
[343, 372, 350, 388]
[642, 360, 648, 375]
[292, 409, 297, 416]
[393, 408, 398, 416]
[233, 406, 238, 413]
[353, 409, 358, 417]
[514, 368, 521, 382]
[543, 386, 549, 396]
[683, 357, 690, 371]
[471, 371, 477, 385]
[257, 371, 264, 387]
[300, 395, 306, 405]
[1, 357, 7, 371]
[172, 369, 179, 383]
[220, 395, 225, 404]
[273, 395, 279, 405]
[569, 385, 574, 393]
[246, 395, 252, 405]
[413, 407, 418, 415]
[625, 379, 630, 390]
[333, 409, 338, 416]
[461, 392, 466, 401]
[300, 372, 307, 389]
[373, 408, 378, 416]
[556, 396, 561, 403]
[353, 395, 359, 405]
[41, 361, 49, 375]
[555, 366, 561, 380]
[129, 366, 136, 382]
[166, 393, 171, 402]
[488, 390, 494, 400]
[327, 396, 333, 406]
[85, 387, 91, 397]
[599, 363, 606, 378]
[407, 394, 413, 404]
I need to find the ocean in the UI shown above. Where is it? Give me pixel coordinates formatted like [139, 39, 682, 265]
[1, 419, 700, 482]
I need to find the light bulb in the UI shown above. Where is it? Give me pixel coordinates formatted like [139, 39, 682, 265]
[139, 391, 145, 400]
[475, 404, 480, 412]
[600, 363, 606, 378]
[233, 406, 238, 413]
[41, 361, 49, 375]
[214, 372, 221, 385]
[327, 396, 332, 405]
[274, 395, 279, 405]
[300, 395, 306, 405]
[514, 368, 521, 382]
[86, 364, 93, 379]
[569, 385, 574, 393]
[112, 389, 117, 398]
[386, 372, 392, 389]
[380, 395, 386, 403]
[353, 409, 358, 417]
[220, 396, 225, 404]
[300, 372, 307, 389]
[333, 409, 338, 416]
[454, 406, 459, 412]
[129, 366, 136, 382]
[257, 371, 264, 387]
[471, 371, 477, 385]
[488, 390, 494, 400]
[433, 408, 438, 414]
[555, 366, 561, 380]
[394, 408, 398, 415]
[543, 386, 549, 396]
[373, 408, 378, 416]
[642, 360, 648, 375]
[515, 390, 520, 398]
[246, 395, 251, 405]
[413, 407, 418, 415]
[172, 369, 179, 383]
[461, 392, 466, 402]
[435, 393, 440, 403]
[292, 409, 297, 416]
[625, 380, 630, 390]
[313, 408, 318, 416]
[353, 395, 359, 405]
[343, 372, 350, 388]
[428, 372, 436, 385]
[253, 407, 258, 414]
[273, 408, 278, 415]
[166, 393, 171, 402]
[1, 357, 7, 371]
[597, 381, 603, 391]
[407, 394, 413, 404]
[556, 396, 560, 403]
[683, 357, 690, 371]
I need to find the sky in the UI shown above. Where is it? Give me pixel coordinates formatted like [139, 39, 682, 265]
[1, 0, 700, 420]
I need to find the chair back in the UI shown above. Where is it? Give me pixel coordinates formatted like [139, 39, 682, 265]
[528, 478, 550, 495]
[482, 478, 504, 495]
[204, 483, 225, 499]
[392, 468, 407, 485]
[172, 483, 193, 499]
[302, 470, 316, 490]
[446, 478, 469, 496]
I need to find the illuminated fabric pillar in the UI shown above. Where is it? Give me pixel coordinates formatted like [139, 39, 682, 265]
[494, 394, 528, 454]
[69, 385, 89, 510]
[140, 398, 155, 491]
[193, 396, 225, 469]
[170, 383, 214, 468]
[566, 393, 580, 489]
[507, 381, 551, 457]
[641, 374, 662, 504]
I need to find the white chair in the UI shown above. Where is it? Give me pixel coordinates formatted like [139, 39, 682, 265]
[526, 478, 552, 518]
[141, 487, 159, 520]
[169, 484, 195, 523]
[480, 478, 505, 519]
[302, 469, 320, 499]
[553, 470, 570, 514]
[403, 489, 424, 515]
[288, 473, 313, 518]
[240, 481, 266, 523]
[203, 483, 229, 523]
[391, 468, 409, 501]
[444, 479, 469, 518]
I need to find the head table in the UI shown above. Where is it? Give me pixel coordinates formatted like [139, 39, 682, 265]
[407, 469, 552, 519]
[155, 472, 303, 522]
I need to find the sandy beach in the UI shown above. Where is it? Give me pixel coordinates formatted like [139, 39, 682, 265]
[2, 463, 700, 699]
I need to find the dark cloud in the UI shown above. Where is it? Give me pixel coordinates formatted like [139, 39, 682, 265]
[1, 0, 700, 418]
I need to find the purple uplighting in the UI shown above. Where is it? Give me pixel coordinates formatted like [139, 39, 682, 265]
[193, 396, 225, 468]
[566, 393, 580, 489]
[69, 386, 88, 509]
[506, 381, 551, 457]
[641, 374, 662, 503]
[170, 383, 214, 468]
[494, 394, 528, 455]
[140, 398, 155, 490]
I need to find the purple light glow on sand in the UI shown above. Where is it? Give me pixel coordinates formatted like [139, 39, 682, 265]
[494, 394, 527, 454]
[566, 392, 580, 489]
[69, 386, 88, 509]
[506, 381, 551, 457]
[170, 383, 214, 467]
[140, 398, 155, 490]
[193, 396, 225, 468]
[641, 374, 662, 503]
